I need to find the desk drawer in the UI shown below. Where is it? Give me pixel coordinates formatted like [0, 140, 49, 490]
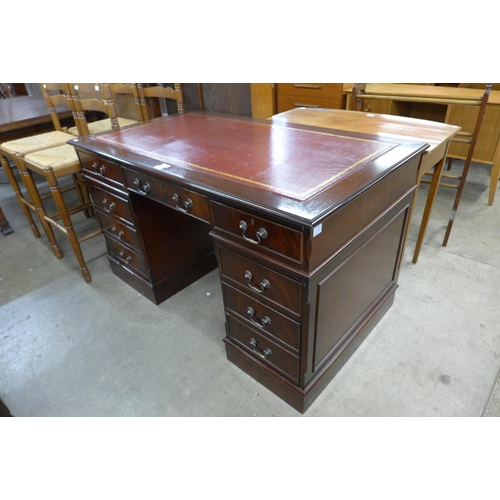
[96, 209, 142, 253]
[105, 236, 149, 278]
[218, 246, 302, 318]
[222, 282, 300, 353]
[87, 184, 134, 224]
[277, 83, 343, 99]
[79, 153, 127, 189]
[123, 168, 210, 223]
[226, 313, 300, 383]
[277, 95, 342, 113]
[212, 201, 302, 264]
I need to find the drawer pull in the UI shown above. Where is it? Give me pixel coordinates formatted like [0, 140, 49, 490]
[293, 84, 322, 89]
[293, 102, 320, 108]
[110, 226, 125, 240]
[172, 193, 193, 213]
[247, 307, 271, 329]
[250, 338, 272, 360]
[92, 161, 107, 176]
[102, 198, 115, 213]
[118, 251, 132, 263]
[133, 178, 151, 196]
[239, 220, 268, 245]
[244, 270, 270, 294]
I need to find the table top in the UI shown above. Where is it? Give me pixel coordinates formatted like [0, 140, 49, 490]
[71, 112, 428, 223]
[271, 107, 460, 153]
[0, 95, 72, 134]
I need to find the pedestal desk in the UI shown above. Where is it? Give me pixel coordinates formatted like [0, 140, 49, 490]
[70, 112, 427, 413]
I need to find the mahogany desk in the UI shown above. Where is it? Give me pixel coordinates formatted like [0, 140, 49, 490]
[0, 96, 73, 235]
[271, 108, 461, 263]
[70, 112, 427, 412]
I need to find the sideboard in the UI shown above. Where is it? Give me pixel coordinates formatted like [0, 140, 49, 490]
[70, 112, 427, 412]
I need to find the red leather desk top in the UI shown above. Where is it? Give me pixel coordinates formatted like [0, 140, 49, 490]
[92, 114, 397, 201]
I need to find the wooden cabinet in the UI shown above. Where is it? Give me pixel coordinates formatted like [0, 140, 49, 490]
[276, 83, 345, 113]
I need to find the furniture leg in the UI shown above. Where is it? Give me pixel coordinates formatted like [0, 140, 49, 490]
[14, 157, 63, 259]
[44, 166, 92, 283]
[488, 160, 500, 205]
[412, 157, 446, 263]
[0, 206, 14, 235]
[1, 154, 40, 237]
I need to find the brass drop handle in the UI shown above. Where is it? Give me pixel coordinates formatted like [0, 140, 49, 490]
[133, 178, 151, 195]
[172, 193, 193, 213]
[91, 161, 106, 176]
[250, 338, 272, 360]
[244, 270, 270, 294]
[118, 251, 132, 263]
[239, 220, 268, 245]
[110, 226, 124, 239]
[102, 198, 115, 213]
[247, 307, 271, 329]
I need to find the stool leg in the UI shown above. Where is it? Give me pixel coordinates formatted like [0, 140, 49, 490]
[14, 157, 63, 259]
[1, 154, 40, 238]
[44, 166, 92, 283]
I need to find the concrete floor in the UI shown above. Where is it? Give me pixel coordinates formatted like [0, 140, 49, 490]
[1, 159, 499, 417]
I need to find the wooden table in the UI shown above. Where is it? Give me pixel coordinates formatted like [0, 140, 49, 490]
[70, 112, 426, 412]
[0, 95, 73, 141]
[271, 107, 461, 263]
[345, 84, 500, 205]
[0, 95, 73, 236]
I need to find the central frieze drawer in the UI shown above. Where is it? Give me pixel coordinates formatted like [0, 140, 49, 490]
[212, 201, 302, 264]
[222, 282, 300, 353]
[218, 246, 302, 318]
[122, 168, 210, 223]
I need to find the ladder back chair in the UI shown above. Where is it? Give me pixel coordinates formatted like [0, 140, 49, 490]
[6, 83, 104, 283]
[136, 83, 184, 121]
[0, 83, 77, 240]
[107, 83, 144, 123]
[350, 83, 492, 248]
[66, 83, 139, 136]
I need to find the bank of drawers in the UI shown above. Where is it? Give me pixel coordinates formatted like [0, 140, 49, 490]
[81, 154, 150, 280]
[214, 202, 304, 384]
[276, 83, 344, 113]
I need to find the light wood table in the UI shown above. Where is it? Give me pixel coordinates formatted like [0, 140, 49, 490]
[345, 84, 500, 205]
[271, 107, 461, 263]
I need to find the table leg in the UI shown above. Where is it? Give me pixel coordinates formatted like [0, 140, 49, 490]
[0, 206, 14, 235]
[412, 157, 446, 263]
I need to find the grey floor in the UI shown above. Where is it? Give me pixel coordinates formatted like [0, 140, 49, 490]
[1, 160, 499, 417]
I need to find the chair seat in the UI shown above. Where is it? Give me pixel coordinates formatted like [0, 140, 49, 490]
[68, 117, 138, 136]
[24, 144, 81, 177]
[0, 130, 74, 156]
